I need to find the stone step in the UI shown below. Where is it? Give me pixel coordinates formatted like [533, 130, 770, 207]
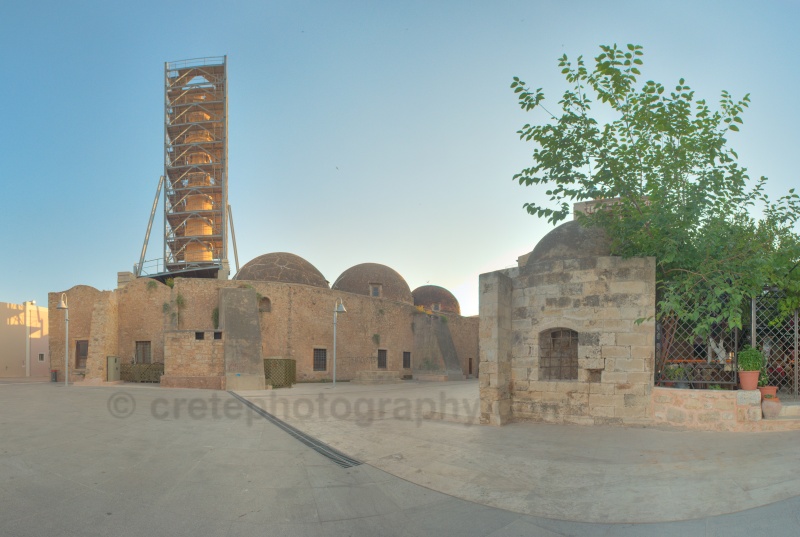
[422, 410, 480, 425]
[350, 370, 403, 385]
[779, 401, 800, 418]
[413, 371, 466, 382]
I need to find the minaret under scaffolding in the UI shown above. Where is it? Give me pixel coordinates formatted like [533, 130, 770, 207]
[163, 56, 229, 277]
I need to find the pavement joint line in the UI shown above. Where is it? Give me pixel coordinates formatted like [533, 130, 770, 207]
[227, 391, 362, 468]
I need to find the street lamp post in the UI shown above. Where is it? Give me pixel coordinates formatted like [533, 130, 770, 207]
[57, 294, 69, 386]
[333, 298, 346, 387]
[24, 300, 35, 377]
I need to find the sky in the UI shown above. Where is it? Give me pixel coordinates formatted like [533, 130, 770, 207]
[1, 0, 798, 316]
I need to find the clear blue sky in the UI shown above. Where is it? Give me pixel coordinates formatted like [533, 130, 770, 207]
[2, 0, 798, 315]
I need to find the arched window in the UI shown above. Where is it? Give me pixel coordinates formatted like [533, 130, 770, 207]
[539, 328, 579, 380]
[259, 297, 271, 312]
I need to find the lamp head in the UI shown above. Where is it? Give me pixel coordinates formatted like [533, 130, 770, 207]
[57, 294, 68, 310]
[335, 299, 346, 314]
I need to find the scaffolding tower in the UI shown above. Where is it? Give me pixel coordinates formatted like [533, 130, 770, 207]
[163, 56, 228, 276]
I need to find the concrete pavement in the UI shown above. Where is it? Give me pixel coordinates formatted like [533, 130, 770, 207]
[1, 379, 799, 536]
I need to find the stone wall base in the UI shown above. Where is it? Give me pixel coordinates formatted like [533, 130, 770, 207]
[160, 376, 225, 390]
[225, 373, 266, 391]
[351, 370, 403, 385]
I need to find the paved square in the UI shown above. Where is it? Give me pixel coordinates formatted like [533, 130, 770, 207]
[2, 380, 800, 536]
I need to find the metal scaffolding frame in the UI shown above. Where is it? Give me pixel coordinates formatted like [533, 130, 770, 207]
[163, 56, 228, 273]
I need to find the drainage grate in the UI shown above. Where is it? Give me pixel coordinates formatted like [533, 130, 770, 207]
[227, 391, 362, 468]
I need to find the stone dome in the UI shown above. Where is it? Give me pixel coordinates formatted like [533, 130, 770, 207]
[332, 263, 413, 303]
[412, 285, 460, 315]
[234, 252, 329, 288]
[526, 220, 612, 265]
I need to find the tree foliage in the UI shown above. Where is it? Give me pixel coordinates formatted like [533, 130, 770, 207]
[511, 44, 800, 335]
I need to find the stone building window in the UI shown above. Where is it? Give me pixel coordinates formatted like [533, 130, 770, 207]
[135, 341, 152, 364]
[377, 349, 387, 369]
[370, 284, 382, 298]
[432, 303, 441, 312]
[259, 297, 271, 312]
[539, 328, 579, 380]
[38, 353, 45, 363]
[75, 340, 88, 369]
[313, 348, 327, 371]
[402, 351, 411, 369]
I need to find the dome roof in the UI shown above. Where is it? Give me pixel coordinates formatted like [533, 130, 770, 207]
[234, 252, 328, 288]
[526, 220, 611, 265]
[332, 263, 413, 303]
[412, 285, 460, 315]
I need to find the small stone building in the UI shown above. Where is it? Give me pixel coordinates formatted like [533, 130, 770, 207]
[48, 253, 478, 389]
[479, 208, 657, 426]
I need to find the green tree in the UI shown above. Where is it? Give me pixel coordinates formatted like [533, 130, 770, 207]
[511, 44, 800, 336]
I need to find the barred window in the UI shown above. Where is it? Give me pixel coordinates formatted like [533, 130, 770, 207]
[539, 329, 579, 380]
[75, 340, 88, 369]
[135, 341, 152, 364]
[402, 351, 411, 369]
[313, 349, 327, 371]
[377, 349, 387, 369]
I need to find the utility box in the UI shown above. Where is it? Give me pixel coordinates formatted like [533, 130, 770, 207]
[107, 356, 120, 381]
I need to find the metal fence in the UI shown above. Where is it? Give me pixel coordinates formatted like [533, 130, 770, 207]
[121, 363, 164, 383]
[655, 313, 741, 389]
[751, 290, 799, 400]
[654, 289, 799, 397]
[264, 358, 296, 388]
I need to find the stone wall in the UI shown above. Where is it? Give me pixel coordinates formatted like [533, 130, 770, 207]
[118, 278, 171, 364]
[220, 287, 265, 390]
[248, 281, 418, 381]
[652, 387, 762, 432]
[48, 285, 102, 383]
[49, 276, 479, 387]
[84, 291, 118, 382]
[479, 255, 656, 426]
[161, 330, 225, 390]
[510, 256, 656, 425]
[447, 314, 480, 377]
[479, 271, 513, 425]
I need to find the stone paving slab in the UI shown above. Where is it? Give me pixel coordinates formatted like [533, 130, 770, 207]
[2, 381, 800, 535]
[238, 379, 800, 523]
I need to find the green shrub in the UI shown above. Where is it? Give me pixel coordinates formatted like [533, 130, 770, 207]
[737, 347, 764, 371]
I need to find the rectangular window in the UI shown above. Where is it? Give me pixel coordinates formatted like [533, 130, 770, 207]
[313, 348, 327, 371]
[38, 353, 45, 363]
[377, 349, 387, 369]
[214, 332, 222, 340]
[370, 284, 382, 297]
[195, 332, 205, 340]
[135, 341, 152, 364]
[403, 351, 411, 369]
[75, 340, 88, 369]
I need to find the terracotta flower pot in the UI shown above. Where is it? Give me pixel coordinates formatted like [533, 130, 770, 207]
[738, 370, 759, 391]
[758, 386, 778, 400]
[762, 397, 782, 419]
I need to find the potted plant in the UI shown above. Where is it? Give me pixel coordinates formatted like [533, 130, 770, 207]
[757, 369, 778, 400]
[737, 346, 763, 391]
[664, 365, 689, 389]
[762, 393, 782, 419]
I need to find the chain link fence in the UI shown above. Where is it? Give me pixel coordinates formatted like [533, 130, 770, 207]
[751, 290, 799, 400]
[655, 290, 799, 398]
[655, 313, 741, 389]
